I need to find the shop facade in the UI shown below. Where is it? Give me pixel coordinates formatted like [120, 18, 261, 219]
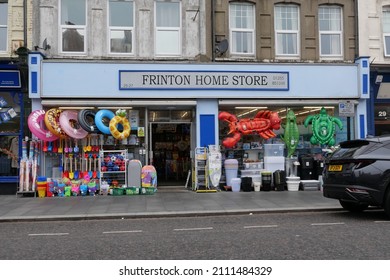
[27, 52, 369, 191]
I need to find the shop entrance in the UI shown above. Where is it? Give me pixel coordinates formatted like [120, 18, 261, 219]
[150, 123, 192, 186]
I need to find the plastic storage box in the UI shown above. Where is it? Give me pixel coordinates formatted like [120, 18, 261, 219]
[264, 144, 285, 157]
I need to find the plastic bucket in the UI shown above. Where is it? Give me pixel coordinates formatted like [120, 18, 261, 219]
[37, 186, 46, 198]
[287, 181, 300, 191]
[253, 182, 261, 192]
[231, 178, 241, 192]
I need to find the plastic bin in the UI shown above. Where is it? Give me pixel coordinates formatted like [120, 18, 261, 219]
[261, 171, 272, 191]
[224, 159, 238, 187]
[231, 178, 241, 192]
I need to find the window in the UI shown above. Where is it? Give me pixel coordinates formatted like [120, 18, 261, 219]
[155, 1, 181, 56]
[383, 6, 390, 56]
[0, 1, 7, 52]
[229, 2, 255, 55]
[60, 0, 86, 53]
[109, 0, 134, 54]
[319, 6, 342, 58]
[274, 4, 299, 57]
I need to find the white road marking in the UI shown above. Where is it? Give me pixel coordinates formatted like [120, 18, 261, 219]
[311, 222, 345, 226]
[374, 220, 390, 223]
[173, 227, 213, 231]
[28, 233, 69, 236]
[244, 225, 278, 229]
[102, 230, 143, 234]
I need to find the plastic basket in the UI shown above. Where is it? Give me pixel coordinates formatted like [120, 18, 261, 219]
[126, 187, 140, 195]
[112, 188, 124, 196]
[141, 187, 156, 195]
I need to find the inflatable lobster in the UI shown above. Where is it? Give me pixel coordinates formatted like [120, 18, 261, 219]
[219, 110, 281, 148]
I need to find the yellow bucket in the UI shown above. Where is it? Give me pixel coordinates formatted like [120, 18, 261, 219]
[37, 186, 46, 198]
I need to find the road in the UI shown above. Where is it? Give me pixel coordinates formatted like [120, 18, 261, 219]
[1, 209, 390, 260]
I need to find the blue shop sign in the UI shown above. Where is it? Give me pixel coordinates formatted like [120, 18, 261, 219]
[0, 70, 21, 88]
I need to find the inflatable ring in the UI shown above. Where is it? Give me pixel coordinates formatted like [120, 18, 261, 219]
[78, 109, 99, 133]
[95, 110, 115, 134]
[59, 110, 89, 139]
[28, 110, 59, 141]
[44, 108, 68, 139]
[109, 115, 130, 140]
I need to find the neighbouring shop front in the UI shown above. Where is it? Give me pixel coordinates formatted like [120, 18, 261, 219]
[23, 52, 369, 197]
[369, 71, 390, 136]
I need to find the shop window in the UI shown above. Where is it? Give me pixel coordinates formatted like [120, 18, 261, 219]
[155, 1, 181, 56]
[229, 2, 255, 55]
[0, 93, 22, 177]
[0, 1, 7, 52]
[60, 0, 86, 53]
[319, 5, 343, 59]
[383, 6, 390, 57]
[274, 4, 300, 57]
[109, 0, 134, 54]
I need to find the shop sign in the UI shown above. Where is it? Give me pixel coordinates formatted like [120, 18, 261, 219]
[338, 102, 355, 117]
[119, 70, 289, 91]
[0, 70, 21, 88]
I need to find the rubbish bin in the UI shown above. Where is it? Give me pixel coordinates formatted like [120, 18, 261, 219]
[261, 171, 272, 191]
[224, 159, 238, 187]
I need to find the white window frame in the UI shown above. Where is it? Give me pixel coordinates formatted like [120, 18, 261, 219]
[59, 0, 87, 55]
[229, 2, 255, 56]
[274, 4, 300, 58]
[319, 5, 343, 59]
[154, 1, 181, 57]
[383, 6, 390, 57]
[108, 0, 135, 55]
[0, 1, 8, 53]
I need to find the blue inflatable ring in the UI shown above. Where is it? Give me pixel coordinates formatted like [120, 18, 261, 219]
[95, 110, 115, 134]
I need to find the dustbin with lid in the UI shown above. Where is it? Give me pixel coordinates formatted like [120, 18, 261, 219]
[224, 159, 238, 187]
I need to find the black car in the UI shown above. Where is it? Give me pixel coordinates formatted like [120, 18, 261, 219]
[322, 135, 390, 217]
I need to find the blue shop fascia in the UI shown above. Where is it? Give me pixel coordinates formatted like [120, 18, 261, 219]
[25, 52, 370, 187]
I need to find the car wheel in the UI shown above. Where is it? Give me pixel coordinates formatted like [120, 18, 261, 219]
[339, 200, 369, 212]
[384, 190, 390, 218]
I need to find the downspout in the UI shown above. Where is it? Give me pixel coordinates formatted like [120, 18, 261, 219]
[23, 0, 27, 47]
[211, 0, 215, 61]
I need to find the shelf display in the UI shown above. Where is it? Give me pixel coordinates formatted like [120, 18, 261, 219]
[99, 149, 128, 192]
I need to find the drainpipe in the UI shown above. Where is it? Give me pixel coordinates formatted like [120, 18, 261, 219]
[354, 0, 359, 56]
[23, 0, 27, 47]
[211, 0, 215, 61]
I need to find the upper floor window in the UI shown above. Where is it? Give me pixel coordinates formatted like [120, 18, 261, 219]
[155, 1, 181, 56]
[109, 0, 134, 54]
[0, 1, 8, 52]
[60, 0, 86, 53]
[274, 4, 299, 57]
[319, 6, 343, 58]
[383, 6, 390, 56]
[229, 2, 255, 55]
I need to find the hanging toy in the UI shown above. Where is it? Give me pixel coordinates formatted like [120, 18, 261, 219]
[281, 109, 300, 157]
[218, 110, 281, 148]
[109, 109, 131, 140]
[304, 107, 343, 146]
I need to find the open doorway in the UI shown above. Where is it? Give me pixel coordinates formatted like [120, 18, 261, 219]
[150, 123, 191, 186]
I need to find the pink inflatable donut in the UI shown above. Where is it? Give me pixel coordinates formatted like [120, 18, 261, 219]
[59, 110, 89, 139]
[28, 110, 59, 141]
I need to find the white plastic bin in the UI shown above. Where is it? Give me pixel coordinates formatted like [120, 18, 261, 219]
[231, 178, 241, 192]
[224, 159, 238, 186]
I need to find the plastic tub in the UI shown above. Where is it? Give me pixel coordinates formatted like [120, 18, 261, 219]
[231, 178, 241, 192]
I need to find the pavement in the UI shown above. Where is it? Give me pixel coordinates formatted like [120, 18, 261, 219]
[0, 187, 342, 222]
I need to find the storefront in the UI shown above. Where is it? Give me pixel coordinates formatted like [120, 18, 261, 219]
[0, 64, 25, 194]
[369, 71, 390, 136]
[27, 52, 369, 193]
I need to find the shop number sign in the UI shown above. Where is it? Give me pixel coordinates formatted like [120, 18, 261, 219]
[375, 107, 389, 120]
[338, 102, 355, 117]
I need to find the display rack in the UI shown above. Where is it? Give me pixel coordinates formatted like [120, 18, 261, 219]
[193, 147, 208, 191]
[99, 149, 128, 189]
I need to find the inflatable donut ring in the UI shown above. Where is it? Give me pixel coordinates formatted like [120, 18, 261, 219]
[78, 109, 99, 133]
[44, 108, 68, 139]
[95, 109, 115, 134]
[28, 110, 59, 141]
[59, 110, 89, 139]
[109, 116, 130, 140]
